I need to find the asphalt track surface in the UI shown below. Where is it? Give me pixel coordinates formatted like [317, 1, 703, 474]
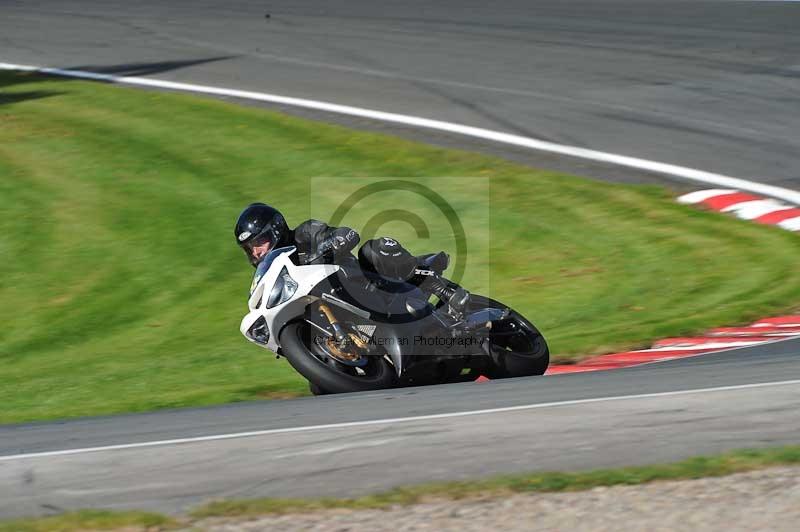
[1, 339, 800, 517]
[2, 0, 800, 519]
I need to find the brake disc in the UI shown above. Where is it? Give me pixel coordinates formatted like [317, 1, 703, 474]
[315, 336, 369, 367]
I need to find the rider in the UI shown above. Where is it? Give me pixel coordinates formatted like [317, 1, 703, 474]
[234, 202, 470, 317]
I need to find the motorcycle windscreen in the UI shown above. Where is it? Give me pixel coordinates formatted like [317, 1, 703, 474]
[250, 246, 297, 294]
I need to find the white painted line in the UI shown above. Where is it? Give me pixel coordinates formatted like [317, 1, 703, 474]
[2, 378, 800, 462]
[676, 189, 738, 204]
[778, 216, 800, 231]
[2, 61, 800, 205]
[633, 341, 766, 352]
[650, 340, 767, 348]
[720, 199, 794, 220]
[708, 331, 800, 337]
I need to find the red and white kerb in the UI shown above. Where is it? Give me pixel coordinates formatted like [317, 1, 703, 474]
[677, 189, 800, 231]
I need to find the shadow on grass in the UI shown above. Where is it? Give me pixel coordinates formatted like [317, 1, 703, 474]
[0, 71, 47, 89]
[0, 89, 65, 107]
[0, 55, 237, 90]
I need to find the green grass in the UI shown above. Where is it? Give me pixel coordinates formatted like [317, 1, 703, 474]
[1, 71, 800, 423]
[191, 445, 800, 517]
[0, 510, 175, 532]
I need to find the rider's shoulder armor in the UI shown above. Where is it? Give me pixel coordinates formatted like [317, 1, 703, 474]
[293, 219, 359, 265]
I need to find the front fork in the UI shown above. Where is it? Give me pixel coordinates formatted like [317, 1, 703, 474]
[308, 302, 372, 352]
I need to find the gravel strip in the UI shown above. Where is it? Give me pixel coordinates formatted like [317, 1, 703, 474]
[190, 466, 800, 532]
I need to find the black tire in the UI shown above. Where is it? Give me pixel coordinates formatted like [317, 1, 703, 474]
[308, 382, 330, 396]
[439, 291, 549, 378]
[280, 321, 397, 394]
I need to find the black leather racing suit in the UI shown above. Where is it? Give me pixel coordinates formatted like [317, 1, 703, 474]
[288, 219, 418, 277]
[288, 220, 464, 310]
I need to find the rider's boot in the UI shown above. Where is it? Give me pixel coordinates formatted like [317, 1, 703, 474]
[428, 276, 470, 319]
[411, 252, 471, 319]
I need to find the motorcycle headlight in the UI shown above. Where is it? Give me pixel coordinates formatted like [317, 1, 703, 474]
[266, 266, 298, 308]
[246, 316, 270, 344]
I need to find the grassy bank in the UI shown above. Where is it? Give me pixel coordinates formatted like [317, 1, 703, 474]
[1, 71, 799, 423]
[0, 510, 175, 532]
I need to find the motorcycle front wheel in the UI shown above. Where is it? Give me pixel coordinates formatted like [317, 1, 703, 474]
[280, 321, 397, 394]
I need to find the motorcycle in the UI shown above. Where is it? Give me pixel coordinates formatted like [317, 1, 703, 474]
[240, 246, 549, 395]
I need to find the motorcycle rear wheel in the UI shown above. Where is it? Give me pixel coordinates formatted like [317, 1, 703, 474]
[439, 291, 549, 378]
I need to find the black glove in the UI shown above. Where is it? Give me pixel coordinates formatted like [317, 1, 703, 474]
[296, 219, 360, 264]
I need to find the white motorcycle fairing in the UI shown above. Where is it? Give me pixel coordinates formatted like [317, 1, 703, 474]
[239, 246, 339, 353]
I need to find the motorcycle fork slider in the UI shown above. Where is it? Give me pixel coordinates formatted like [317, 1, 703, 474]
[319, 303, 347, 342]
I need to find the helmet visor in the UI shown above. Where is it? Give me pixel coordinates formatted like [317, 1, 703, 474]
[241, 231, 276, 265]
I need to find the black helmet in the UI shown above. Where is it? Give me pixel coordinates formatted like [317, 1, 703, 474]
[234, 203, 290, 267]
